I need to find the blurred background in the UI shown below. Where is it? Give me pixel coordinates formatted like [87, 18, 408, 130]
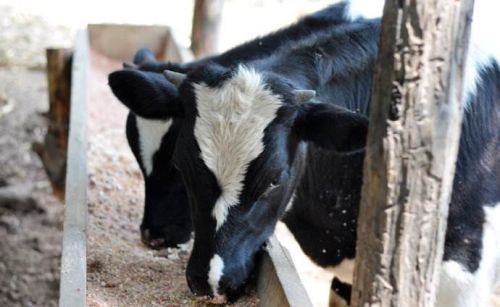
[0, 0, 334, 68]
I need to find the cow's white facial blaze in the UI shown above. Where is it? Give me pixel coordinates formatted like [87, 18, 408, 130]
[208, 254, 225, 295]
[136, 116, 172, 176]
[193, 65, 282, 230]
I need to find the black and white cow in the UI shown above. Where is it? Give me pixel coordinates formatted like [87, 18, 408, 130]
[109, 0, 499, 305]
[122, 1, 366, 249]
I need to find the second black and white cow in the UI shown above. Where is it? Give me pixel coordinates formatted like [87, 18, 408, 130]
[109, 0, 499, 306]
[122, 0, 365, 249]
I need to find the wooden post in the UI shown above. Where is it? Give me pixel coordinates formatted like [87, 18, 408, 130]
[190, 0, 224, 58]
[33, 48, 72, 200]
[351, 0, 474, 306]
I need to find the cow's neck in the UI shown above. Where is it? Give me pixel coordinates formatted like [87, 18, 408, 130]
[253, 20, 380, 105]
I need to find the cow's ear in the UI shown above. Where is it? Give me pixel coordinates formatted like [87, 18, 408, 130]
[108, 69, 182, 119]
[122, 49, 157, 69]
[133, 48, 156, 65]
[293, 102, 368, 154]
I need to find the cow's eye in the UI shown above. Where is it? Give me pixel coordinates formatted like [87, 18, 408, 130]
[263, 173, 286, 197]
[269, 179, 279, 189]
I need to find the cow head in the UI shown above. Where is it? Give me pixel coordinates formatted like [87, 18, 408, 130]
[112, 49, 191, 249]
[108, 63, 368, 302]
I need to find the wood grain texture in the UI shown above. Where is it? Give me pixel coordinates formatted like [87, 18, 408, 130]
[257, 234, 314, 307]
[58, 30, 89, 307]
[351, 0, 475, 306]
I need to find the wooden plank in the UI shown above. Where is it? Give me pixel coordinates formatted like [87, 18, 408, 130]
[258, 235, 314, 307]
[351, 0, 474, 306]
[88, 24, 194, 64]
[88, 24, 170, 61]
[58, 30, 89, 307]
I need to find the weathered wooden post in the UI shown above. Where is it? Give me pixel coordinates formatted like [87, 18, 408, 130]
[191, 0, 224, 58]
[33, 48, 72, 200]
[351, 0, 475, 306]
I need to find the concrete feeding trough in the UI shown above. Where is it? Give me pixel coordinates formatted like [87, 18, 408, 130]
[58, 24, 314, 307]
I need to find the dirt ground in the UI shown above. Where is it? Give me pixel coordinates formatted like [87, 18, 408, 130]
[0, 6, 73, 306]
[0, 68, 63, 307]
[85, 49, 197, 306]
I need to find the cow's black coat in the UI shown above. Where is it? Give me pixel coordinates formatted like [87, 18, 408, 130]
[118, 1, 360, 249]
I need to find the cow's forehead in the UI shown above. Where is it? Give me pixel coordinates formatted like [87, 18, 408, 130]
[193, 66, 283, 230]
